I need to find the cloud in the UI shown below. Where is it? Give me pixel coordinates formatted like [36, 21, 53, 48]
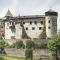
[8, 0, 18, 15]
[12, 0, 18, 10]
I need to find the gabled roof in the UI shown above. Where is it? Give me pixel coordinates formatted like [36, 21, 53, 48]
[5, 9, 13, 17]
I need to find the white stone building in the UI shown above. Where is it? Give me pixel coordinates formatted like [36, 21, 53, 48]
[0, 9, 58, 39]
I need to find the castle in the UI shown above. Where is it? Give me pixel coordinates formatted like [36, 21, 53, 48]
[0, 9, 58, 40]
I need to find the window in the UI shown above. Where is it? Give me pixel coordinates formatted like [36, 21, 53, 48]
[23, 22, 25, 24]
[48, 20, 50, 23]
[30, 21, 32, 24]
[7, 23, 9, 25]
[40, 21, 43, 24]
[15, 22, 17, 24]
[32, 27, 35, 30]
[1, 26, 3, 28]
[10, 21, 11, 24]
[39, 27, 42, 30]
[26, 27, 28, 30]
[34, 21, 37, 24]
[48, 27, 51, 29]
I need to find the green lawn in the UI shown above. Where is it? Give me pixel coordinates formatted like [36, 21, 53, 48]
[3, 56, 25, 60]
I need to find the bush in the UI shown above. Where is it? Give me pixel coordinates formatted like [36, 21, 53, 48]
[0, 40, 9, 48]
[34, 43, 47, 49]
[0, 56, 4, 60]
[26, 40, 47, 49]
[26, 40, 35, 49]
[10, 40, 25, 49]
[40, 43, 47, 49]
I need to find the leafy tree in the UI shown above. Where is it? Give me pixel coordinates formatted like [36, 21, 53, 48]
[48, 33, 60, 60]
[11, 40, 25, 49]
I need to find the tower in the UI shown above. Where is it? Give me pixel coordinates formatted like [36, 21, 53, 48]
[5, 9, 13, 18]
[45, 9, 58, 38]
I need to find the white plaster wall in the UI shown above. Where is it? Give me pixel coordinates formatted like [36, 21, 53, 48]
[5, 18, 45, 39]
[5, 22, 15, 39]
[15, 24, 22, 39]
[23, 18, 44, 38]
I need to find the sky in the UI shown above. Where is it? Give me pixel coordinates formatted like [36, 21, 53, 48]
[0, 0, 60, 30]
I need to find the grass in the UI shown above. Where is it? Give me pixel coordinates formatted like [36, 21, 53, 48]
[0, 55, 32, 60]
[3, 56, 25, 60]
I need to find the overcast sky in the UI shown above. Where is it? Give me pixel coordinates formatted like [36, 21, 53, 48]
[0, 0, 60, 30]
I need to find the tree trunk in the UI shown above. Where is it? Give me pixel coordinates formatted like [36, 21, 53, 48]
[56, 50, 58, 60]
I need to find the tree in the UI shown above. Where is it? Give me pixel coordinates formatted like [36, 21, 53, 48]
[48, 33, 60, 60]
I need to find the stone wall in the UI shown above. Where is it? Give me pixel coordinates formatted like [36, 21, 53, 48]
[4, 48, 50, 60]
[33, 49, 49, 60]
[4, 48, 25, 57]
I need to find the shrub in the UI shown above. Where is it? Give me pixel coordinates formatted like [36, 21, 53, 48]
[0, 40, 9, 48]
[10, 40, 25, 49]
[26, 40, 35, 49]
[0, 56, 4, 60]
[34, 43, 47, 49]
